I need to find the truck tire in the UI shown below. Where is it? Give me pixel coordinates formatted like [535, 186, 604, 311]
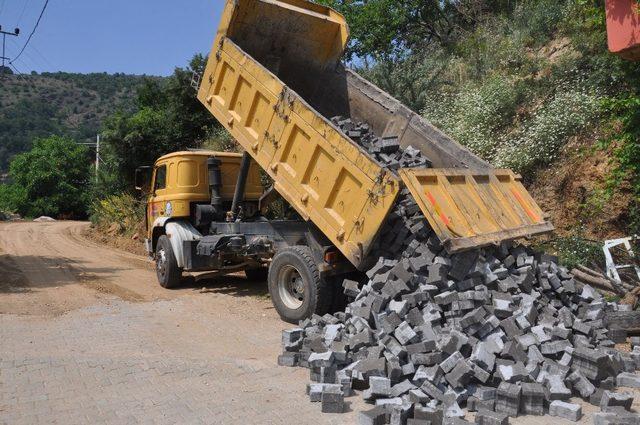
[155, 235, 182, 289]
[268, 246, 332, 323]
[245, 267, 268, 282]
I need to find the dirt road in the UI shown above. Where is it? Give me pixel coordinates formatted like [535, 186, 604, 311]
[0, 221, 360, 424]
[0, 221, 160, 316]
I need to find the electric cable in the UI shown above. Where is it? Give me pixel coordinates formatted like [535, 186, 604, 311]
[11, 0, 49, 64]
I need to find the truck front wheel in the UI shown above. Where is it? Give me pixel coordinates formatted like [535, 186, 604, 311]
[268, 246, 332, 324]
[155, 235, 182, 289]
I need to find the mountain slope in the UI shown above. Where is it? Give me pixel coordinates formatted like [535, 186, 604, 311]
[0, 72, 154, 171]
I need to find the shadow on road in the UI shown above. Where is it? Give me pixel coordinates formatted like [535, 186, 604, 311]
[180, 273, 270, 298]
[0, 253, 127, 294]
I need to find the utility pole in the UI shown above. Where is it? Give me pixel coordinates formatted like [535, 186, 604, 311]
[0, 25, 20, 73]
[95, 134, 101, 179]
[77, 136, 101, 182]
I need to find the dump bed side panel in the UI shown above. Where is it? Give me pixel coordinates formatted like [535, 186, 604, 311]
[198, 37, 399, 268]
[606, 0, 640, 61]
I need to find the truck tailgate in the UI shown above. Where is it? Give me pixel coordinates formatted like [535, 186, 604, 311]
[399, 169, 554, 253]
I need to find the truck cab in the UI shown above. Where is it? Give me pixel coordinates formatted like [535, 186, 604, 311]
[142, 150, 263, 246]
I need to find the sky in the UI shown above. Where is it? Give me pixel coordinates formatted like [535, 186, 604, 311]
[0, 0, 225, 76]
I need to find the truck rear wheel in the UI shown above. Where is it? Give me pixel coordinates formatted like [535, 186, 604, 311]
[268, 246, 332, 324]
[155, 235, 182, 289]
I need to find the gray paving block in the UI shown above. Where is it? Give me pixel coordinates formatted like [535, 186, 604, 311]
[440, 351, 464, 373]
[495, 382, 520, 417]
[549, 400, 582, 421]
[568, 370, 596, 398]
[617, 372, 640, 388]
[593, 410, 640, 425]
[475, 408, 509, 425]
[414, 404, 443, 423]
[395, 321, 418, 345]
[390, 379, 416, 398]
[368, 376, 391, 397]
[358, 406, 387, 425]
[544, 375, 571, 401]
[600, 390, 634, 412]
[520, 382, 544, 415]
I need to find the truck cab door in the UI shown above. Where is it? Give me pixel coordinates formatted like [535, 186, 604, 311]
[148, 164, 168, 230]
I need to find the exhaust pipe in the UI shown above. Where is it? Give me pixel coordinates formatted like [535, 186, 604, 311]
[228, 151, 251, 221]
[208, 157, 223, 211]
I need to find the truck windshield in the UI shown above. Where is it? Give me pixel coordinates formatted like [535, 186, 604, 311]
[154, 165, 167, 191]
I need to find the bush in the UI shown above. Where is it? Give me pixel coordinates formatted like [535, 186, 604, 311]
[541, 232, 603, 270]
[512, 0, 569, 45]
[601, 95, 640, 235]
[202, 126, 238, 152]
[0, 183, 24, 214]
[90, 193, 145, 236]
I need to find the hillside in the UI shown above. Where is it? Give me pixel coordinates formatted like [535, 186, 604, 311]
[0, 72, 154, 172]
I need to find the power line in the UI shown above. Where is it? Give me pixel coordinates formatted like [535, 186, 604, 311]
[9, 62, 23, 75]
[9, 36, 52, 71]
[8, 63, 30, 84]
[28, 41, 53, 69]
[8, 62, 37, 90]
[11, 0, 49, 65]
[17, 0, 32, 26]
[8, 37, 39, 71]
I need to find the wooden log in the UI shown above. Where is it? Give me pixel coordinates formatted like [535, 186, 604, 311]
[577, 264, 605, 278]
[577, 264, 630, 293]
[620, 286, 640, 308]
[571, 268, 623, 295]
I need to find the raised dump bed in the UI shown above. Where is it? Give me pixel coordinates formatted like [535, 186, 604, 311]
[197, 0, 553, 269]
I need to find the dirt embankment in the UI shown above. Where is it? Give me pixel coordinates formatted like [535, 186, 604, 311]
[529, 135, 635, 241]
[85, 223, 147, 256]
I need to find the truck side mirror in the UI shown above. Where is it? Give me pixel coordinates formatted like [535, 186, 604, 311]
[135, 166, 152, 193]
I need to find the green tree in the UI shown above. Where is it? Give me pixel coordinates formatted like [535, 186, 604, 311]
[100, 54, 221, 188]
[316, 0, 514, 60]
[4, 136, 90, 218]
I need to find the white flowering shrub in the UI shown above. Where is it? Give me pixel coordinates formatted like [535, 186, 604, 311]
[494, 84, 602, 173]
[423, 76, 523, 160]
[423, 78, 601, 176]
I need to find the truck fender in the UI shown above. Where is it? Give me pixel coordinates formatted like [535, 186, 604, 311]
[146, 217, 172, 256]
[164, 221, 203, 268]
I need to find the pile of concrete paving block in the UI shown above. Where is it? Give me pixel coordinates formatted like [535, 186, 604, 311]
[330, 116, 432, 170]
[278, 119, 640, 424]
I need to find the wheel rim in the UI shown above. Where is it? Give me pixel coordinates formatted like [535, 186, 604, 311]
[277, 265, 305, 310]
[156, 248, 167, 279]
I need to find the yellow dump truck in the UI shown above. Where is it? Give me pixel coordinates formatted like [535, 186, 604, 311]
[139, 0, 553, 323]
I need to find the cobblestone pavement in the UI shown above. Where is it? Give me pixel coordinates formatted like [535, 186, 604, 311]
[0, 296, 362, 425]
[3, 295, 640, 425]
